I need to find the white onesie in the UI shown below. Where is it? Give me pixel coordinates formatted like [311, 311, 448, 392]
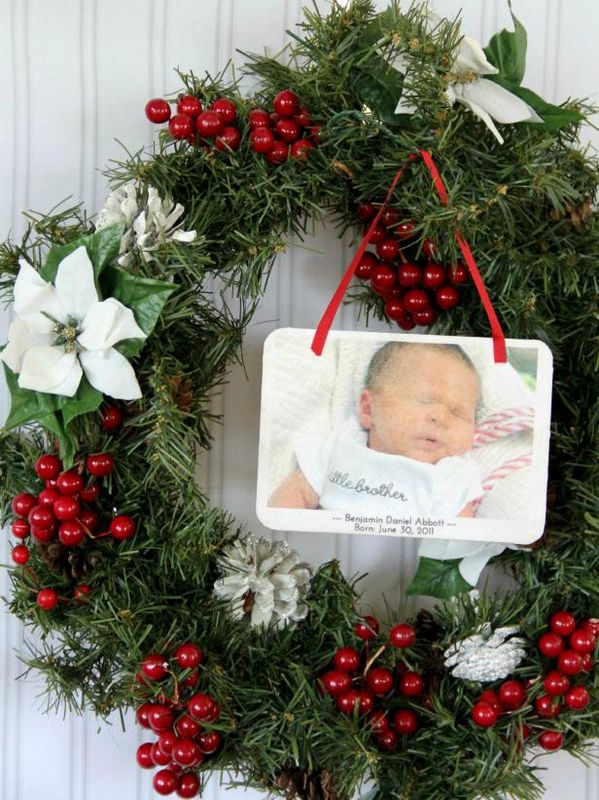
[294, 421, 483, 517]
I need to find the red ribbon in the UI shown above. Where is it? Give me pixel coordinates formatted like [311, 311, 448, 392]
[311, 148, 507, 363]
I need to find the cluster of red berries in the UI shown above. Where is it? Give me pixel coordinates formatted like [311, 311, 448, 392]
[470, 611, 597, 753]
[145, 94, 241, 152]
[248, 89, 319, 164]
[135, 643, 222, 797]
[354, 202, 467, 329]
[319, 616, 426, 751]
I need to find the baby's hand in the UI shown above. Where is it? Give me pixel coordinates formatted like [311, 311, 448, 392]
[268, 468, 320, 509]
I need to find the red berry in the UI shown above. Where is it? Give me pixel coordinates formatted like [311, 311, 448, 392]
[37, 588, 59, 610]
[307, 123, 322, 143]
[403, 289, 431, 314]
[145, 98, 171, 124]
[354, 615, 379, 641]
[79, 483, 100, 504]
[356, 690, 375, 715]
[544, 671, 570, 696]
[376, 237, 402, 262]
[78, 509, 98, 532]
[156, 732, 177, 757]
[412, 307, 438, 326]
[550, 611, 577, 637]
[471, 701, 497, 728]
[294, 106, 312, 127]
[538, 730, 564, 751]
[368, 709, 390, 733]
[366, 667, 394, 696]
[357, 202, 376, 220]
[188, 692, 219, 721]
[569, 629, 596, 653]
[390, 623, 416, 648]
[397, 262, 421, 287]
[59, 520, 85, 546]
[395, 221, 415, 239]
[538, 632, 565, 658]
[28, 505, 55, 528]
[168, 113, 194, 140]
[368, 223, 387, 244]
[148, 704, 175, 732]
[172, 737, 202, 768]
[37, 487, 60, 508]
[581, 653, 594, 671]
[557, 650, 583, 675]
[479, 690, 503, 715]
[434, 285, 460, 310]
[177, 95, 202, 118]
[380, 208, 402, 228]
[196, 110, 222, 137]
[210, 97, 236, 124]
[422, 264, 446, 290]
[565, 685, 590, 710]
[11, 519, 30, 539]
[12, 492, 36, 517]
[266, 140, 289, 164]
[449, 262, 468, 284]
[101, 405, 123, 431]
[215, 126, 241, 151]
[376, 728, 398, 751]
[176, 714, 201, 738]
[499, 680, 525, 710]
[30, 525, 56, 542]
[35, 454, 62, 480]
[249, 126, 275, 153]
[581, 619, 599, 638]
[535, 694, 561, 718]
[74, 584, 91, 603]
[136, 702, 154, 728]
[183, 670, 200, 688]
[177, 772, 201, 798]
[333, 647, 361, 673]
[421, 239, 436, 260]
[320, 669, 352, 696]
[175, 643, 204, 669]
[110, 515, 136, 541]
[396, 313, 416, 331]
[197, 730, 222, 754]
[12, 545, 30, 565]
[273, 89, 300, 118]
[86, 453, 114, 478]
[355, 252, 379, 281]
[153, 769, 178, 796]
[399, 671, 424, 697]
[56, 470, 84, 495]
[249, 108, 271, 128]
[336, 689, 360, 714]
[275, 118, 301, 143]
[151, 742, 172, 767]
[290, 138, 314, 159]
[385, 297, 406, 322]
[53, 496, 79, 521]
[370, 264, 396, 296]
[394, 708, 418, 735]
[142, 653, 169, 681]
[136, 742, 155, 768]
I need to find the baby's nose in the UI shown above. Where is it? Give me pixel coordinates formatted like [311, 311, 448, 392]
[428, 405, 449, 425]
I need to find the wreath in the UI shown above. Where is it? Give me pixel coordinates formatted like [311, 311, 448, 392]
[1, 3, 597, 799]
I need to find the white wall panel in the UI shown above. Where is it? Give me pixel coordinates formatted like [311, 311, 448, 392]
[0, 1, 597, 798]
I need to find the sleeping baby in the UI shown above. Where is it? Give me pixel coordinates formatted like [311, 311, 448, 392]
[268, 341, 483, 517]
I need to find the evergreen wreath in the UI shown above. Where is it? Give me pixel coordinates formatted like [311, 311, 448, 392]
[1, 2, 598, 799]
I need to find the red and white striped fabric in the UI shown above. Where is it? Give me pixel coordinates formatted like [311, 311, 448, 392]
[473, 407, 535, 448]
[473, 453, 534, 511]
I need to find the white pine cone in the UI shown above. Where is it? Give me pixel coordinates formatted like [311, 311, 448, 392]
[213, 536, 312, 630]
[443, 623, 527, 682]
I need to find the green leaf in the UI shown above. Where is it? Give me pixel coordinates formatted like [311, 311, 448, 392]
[101, 266, 177, 357]
[484, 2, 527, 86]
[406, 556, 473, 599]
[41, 224, 125, 285]
[58, 377, 103, 429]
[490, 78, 584, 131]
[351, 54, 404, 126]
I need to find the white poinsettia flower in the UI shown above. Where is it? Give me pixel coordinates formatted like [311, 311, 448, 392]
[395, 18, 541, 144]
[95, 183, 197, 266]
[1, 246, 146, 399]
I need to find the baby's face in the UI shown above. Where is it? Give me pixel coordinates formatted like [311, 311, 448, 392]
[359, 347, 479, 464]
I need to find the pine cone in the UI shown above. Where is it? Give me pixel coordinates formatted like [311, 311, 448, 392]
[274, 767, 342, 800]
[38, 541, 103, 580]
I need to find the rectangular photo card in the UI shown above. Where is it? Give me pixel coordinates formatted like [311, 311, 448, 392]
[256, 329, 553, 545]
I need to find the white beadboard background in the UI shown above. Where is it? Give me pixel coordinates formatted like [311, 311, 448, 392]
[1, 1, 598, 798]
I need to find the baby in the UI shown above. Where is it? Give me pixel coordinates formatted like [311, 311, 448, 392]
[269, 341, 483, 517]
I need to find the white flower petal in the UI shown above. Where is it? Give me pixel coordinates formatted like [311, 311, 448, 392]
[171, 229, 197, 243]
[162, 203, 185, 230]
[458, 543, 508, 585]
[14, 261, 65, 331]
[78, 298, 146, 351]
[456, 35, 498, 75]
[0, 318, 54, 373]
[18, 346, 82, 396]
[454, 93, 505, 143]
[79, 347, 142, 400]
[464, 78, 541, 124]
[54, 246, 99, 322]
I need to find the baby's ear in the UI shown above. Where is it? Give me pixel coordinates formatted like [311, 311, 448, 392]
[358, 389, 374, 429]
